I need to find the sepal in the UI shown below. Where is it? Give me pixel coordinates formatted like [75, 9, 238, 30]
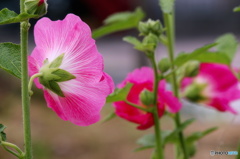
[24, 0, 48, 17]
[38, 54, 76, 97]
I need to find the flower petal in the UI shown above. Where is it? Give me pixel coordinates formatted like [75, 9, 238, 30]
[208, 97, 237, 114]
[118, 67, 154, 88]
[199, 63, 238, 91]
[44, 73, 113, 126]
[158, 80, 182, 113]
[32, 14, 103, 83]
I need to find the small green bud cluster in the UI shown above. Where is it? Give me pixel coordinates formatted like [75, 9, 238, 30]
[24, 0, 48, 17]
[157, 58, 171, 73]
[140, 89, 154, 106]
[183, 82, 208, 103]
[39, 54, 76, 97]
[138, 19, 163, 36]
[181, 61, 200, 78]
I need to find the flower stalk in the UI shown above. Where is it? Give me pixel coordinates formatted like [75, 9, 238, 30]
[20, 0, 32, 159]
[149, 54, 164, 159]
[1, 141, 25, 159]
[163, 12, 189, 159]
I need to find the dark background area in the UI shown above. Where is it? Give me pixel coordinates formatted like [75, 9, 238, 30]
[1, 0, 240, 40]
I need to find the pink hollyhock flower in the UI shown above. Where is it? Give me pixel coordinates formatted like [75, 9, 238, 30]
[182, 63, 240, 114]
[113, 67, 182, 130]
[28, 14, 114, 126]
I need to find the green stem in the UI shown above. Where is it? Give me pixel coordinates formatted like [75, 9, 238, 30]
[1, 141, 25, 158]
[163, 12, 189, 159]
[20, 0, 32, 159]
[125, 100, 153, 112]
[28, 73, 42, 96]
[149, 56, 164, 159]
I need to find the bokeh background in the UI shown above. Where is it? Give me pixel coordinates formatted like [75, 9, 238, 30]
[0, 0, 240, 159]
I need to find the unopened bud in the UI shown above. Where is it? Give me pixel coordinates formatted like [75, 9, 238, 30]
[183, 83, 207, 103]
[140, 89, 154, 106]
[142, 33, 159, 54]
[158, 58, 171, 73]
[138, 21, 149, 36]
[138, 19, 163, 36]
[25, 0, 48, 16]
[183, 61, 200, 77]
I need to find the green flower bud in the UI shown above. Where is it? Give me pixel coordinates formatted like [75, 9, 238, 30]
[158, 58, 171, 73]
[150, 19, 162, 34]
[142, 33, 159, 54]
[138, 19, 163, 36]
[25, 0, 48, 16]
[183, 83, 207, 103]
[138, 21, 149, 36]
[140, 89, 154, 106]
[183, 61, 200, 77]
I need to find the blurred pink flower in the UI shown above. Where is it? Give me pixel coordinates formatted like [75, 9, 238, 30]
[113, 67, 182, 130]
[182, 63, 240, 114]
[28, 14, 114, 126]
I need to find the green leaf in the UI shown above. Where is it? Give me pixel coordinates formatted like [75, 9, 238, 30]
[52, 69, 76, 82]
[123, 36, 146, 52]
[106, 83, 133, 103]
[193, 52, 230, 65]
[104, 12, 135, 25]
[137, 134, 155, 147]
[135, 119, 195, 152]
[215, 33, 238, 61]
[0, 124, 7, 141]
[185, 127, 217, 157]
[101, 112, 117, 123]
[0, 8, 38, 25]
[174, 43, 217, 67]
[186, 127, 218, 143]
[123, 36, 142, 47]
[0, 43, 21, 78]
[159, 0, 175, 13]
[134, 145, 155, 152]
[163, 118, 195, 145]
[92, 7, 145, 39]
[233, 6, 240, 12]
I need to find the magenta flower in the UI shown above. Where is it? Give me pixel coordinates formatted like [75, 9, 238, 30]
[113, 67, 182, 130]
[28, 14, 114, 126]
[182, 63, 240, 114]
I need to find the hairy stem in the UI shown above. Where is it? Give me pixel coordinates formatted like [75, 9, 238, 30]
[20, 0, 32, 159]
[163, 12, 189, 159]
[149, 56, 164, 159]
